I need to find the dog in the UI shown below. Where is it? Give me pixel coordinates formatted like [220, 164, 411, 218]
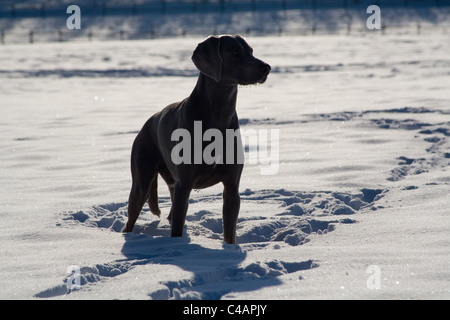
[123, 35, 271, 244]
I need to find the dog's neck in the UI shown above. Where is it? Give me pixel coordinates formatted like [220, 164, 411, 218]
[190, 73, 238, 128]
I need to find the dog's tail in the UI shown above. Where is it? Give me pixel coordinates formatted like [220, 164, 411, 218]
[148, 176, 161, 217]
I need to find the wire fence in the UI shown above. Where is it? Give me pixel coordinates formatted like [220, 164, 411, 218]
[1, 0, 449, 17]
[2, 22, 449, 45]
[1, 0, 449, 44]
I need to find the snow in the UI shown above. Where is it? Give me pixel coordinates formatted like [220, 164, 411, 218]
[1, 6, 450, 300]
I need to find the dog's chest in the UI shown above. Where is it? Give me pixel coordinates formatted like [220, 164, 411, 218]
[192, 163, 226, 189]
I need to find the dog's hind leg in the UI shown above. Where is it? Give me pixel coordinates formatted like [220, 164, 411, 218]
[167, 185, 174, 221]
[123, 133, 159, 233]
[148, 176, 161, 217]
[124, 181, 152, 233]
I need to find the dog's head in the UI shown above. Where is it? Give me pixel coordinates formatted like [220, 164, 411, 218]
[192, 35, 271, 85]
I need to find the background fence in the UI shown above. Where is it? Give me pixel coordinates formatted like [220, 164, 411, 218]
[1, 0, 450, 17]
[3, 22, 450, 45]
[1, 0, 449, 44]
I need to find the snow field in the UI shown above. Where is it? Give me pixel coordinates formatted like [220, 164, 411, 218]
[0, 33, 449, 299]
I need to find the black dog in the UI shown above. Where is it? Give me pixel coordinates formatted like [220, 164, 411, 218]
[123, 35, 271, 244]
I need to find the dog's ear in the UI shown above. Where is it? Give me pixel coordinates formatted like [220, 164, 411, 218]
[192, 36, 222, 83]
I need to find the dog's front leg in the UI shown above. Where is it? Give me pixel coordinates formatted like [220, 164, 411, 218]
[170, 181, 192, 238]
[222, 184, 241, 244]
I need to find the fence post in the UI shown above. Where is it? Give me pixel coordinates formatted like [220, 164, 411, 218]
[29, 30, 34, 44]
[1, 30, 4, 44]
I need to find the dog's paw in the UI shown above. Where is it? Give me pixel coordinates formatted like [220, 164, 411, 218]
[150, 209, 161, 217]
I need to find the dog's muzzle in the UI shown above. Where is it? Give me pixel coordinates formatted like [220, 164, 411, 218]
[258, 63, 271, 84]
